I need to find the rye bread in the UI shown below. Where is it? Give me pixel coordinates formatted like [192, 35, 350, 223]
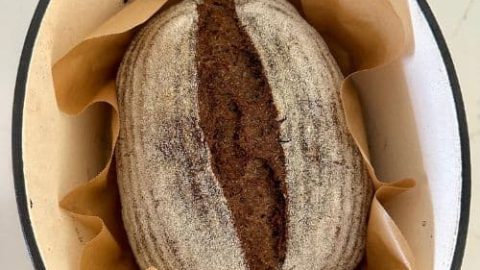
[116, 0, 372, 269]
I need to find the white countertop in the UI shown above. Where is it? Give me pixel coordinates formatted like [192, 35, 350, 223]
[0, 0, 38, 269]
[0, 0, 477, 269]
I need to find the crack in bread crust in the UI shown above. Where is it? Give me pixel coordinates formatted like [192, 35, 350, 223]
[197, 0, 288, 269]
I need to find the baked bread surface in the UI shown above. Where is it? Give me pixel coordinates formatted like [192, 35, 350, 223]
[116, 0, 372, 269]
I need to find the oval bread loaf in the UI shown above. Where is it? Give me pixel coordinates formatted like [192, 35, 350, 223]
[116, 0, 373, 269]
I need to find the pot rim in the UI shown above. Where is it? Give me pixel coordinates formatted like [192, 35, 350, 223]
[11, 0, 471, 269]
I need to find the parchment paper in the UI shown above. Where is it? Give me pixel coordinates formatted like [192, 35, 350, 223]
[54, 0, 417, 269]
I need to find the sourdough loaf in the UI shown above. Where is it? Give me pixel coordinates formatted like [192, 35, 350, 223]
[116, 0, 372, 269]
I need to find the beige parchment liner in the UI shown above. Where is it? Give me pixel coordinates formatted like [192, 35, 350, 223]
[53, 0, 417, 269]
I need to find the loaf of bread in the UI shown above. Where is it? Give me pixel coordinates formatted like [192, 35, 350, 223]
[116, 0, 372, 269]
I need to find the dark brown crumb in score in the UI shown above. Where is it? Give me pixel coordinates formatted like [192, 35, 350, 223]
[196, 0, 288, 269]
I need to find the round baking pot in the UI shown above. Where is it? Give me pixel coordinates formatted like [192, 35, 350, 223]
[12, 0, 470, 269]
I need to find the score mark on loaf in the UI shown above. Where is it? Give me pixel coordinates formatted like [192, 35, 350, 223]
[116, 0, 372, 269]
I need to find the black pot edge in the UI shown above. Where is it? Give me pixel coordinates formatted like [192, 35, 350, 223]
[11, 0, 470, 269]
[12, 0, 49, 269]
[415, 1, 471, 269]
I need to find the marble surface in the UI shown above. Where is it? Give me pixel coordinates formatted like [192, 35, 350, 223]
[0, 1, 39, 269]
[0, 0, 477, 269]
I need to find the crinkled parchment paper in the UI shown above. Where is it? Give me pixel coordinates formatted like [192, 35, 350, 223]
[53, 0, 416, 269]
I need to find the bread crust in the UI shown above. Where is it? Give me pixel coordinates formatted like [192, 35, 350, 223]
[116, 0, 372, 269]
[236, 1, 372, 269]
